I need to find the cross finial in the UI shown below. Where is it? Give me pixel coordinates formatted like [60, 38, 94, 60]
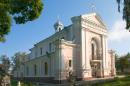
[90, 3, 96, 12]
[57, 15, 60, 21]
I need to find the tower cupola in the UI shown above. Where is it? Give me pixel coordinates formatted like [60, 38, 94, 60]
[54, 20, 64, 32]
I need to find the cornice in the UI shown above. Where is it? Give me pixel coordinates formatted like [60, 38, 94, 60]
[81, 24, 108, 36]
[81, 18, 106, 30]
[60, 40, 78, 47]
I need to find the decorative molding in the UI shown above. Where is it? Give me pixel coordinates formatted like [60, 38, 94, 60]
[81, 18, 106, 29]
[82, 25, 107, 36]
[81, 18, 108, 36]
[60, 39, 78, 47]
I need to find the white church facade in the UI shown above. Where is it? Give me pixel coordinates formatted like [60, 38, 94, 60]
[13, 13, 116, 83]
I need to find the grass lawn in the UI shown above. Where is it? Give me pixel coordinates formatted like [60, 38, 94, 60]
[11, 80, 36, 86]
[92, 76, 130, 86]
[11, 76, 130, 86]
[11, 80, 17, 86]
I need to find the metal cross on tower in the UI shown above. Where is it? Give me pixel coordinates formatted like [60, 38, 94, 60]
[90, 3, 97, 13]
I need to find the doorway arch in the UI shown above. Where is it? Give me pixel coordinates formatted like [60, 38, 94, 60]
[90, 37, 102, 78]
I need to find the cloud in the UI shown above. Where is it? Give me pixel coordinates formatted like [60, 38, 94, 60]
[108, 20, 130, 42]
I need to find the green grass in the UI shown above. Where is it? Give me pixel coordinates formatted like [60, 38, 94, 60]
[11, 76, 130, 86]
[11, 80, 35, 86]
[92, 76, 130, 86]
[11, 80, 17, 86]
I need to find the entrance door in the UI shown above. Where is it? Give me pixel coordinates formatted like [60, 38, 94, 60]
[91, 63, 99, 78]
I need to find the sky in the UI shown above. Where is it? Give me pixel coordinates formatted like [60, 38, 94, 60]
[0, 0, 130, 57]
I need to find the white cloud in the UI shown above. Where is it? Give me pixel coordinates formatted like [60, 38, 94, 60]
[108, 20, 130, 42]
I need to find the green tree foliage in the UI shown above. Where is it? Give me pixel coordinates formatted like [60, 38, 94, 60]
[116, 53, 130, 73]
[120, 57, 130, 72]
[115, 54, 120, 70]
[117, 0, 130, 30]
[0, 0, 43, 42]
[1, 55, 10, 73]
[0, 55, 10, 84]
[11, 52, 28, 71]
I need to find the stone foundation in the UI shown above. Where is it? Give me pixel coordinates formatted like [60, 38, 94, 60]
[12, 75, 113, 84]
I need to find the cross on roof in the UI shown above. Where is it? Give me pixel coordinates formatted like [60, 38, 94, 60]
[90, 3, 97, 12]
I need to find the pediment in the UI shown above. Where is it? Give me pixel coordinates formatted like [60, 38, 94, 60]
[81, 13, 106, 28]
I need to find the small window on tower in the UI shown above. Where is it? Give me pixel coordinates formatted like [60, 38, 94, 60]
[35, 51, 37, 57]
[34, 64, 37, 76]
[40, 48, 42, 56]
[69, 60, 72, 67]
[49, 43, 51, 52]
[59, 27, 61, 31]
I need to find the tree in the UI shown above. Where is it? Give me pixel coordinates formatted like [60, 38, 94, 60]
[11, 52, 28, 72]
[120, 57, 129, 72]
[0, 0, 43, 42]
[0, 55, 10, 85]
[115, 54, 120, 71]
[0, 64, 6, 85]
[1, 55, 10, 73]
[116, 53, 130, 73]
[0, 55, 10, 73]
[117, 0, 130, 30]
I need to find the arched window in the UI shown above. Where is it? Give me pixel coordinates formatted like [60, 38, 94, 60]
[91, 38, 98, 60]
[34, 64, 37, 76]
[26, 66, 29, 76]
[44, 62, 48, 75]
[92, 43, 95, 60]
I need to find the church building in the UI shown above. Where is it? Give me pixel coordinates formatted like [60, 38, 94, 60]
[13, 13, 116, 83]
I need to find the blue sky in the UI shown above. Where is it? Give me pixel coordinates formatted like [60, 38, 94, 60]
[0, 0, 129, 57]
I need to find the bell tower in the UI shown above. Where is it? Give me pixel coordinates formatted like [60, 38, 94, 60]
[54, 20, 64, 32]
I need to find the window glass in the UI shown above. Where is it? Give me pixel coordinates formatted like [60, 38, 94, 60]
[40, 48, 42, 55]
[34, 64, 37, 76]
[44, 62, 48, 75]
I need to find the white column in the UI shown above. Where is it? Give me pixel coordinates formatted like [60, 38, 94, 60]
[102, 35, 109, 76]
[54, 40, 61, 80]
[112, 52, 116, 76]
[81, 28, 92, 78]
[54, 40, 66, 80]
[81, 29, 86, 70]
[85, 30, 91, 77]
[102, 35, 106, 76]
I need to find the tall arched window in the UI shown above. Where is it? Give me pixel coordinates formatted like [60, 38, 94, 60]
[91, 38, 98, 60]
[92, 43, 95, 60]
[26, 66, 29, 76]
[34, 64, 37, 76]
[44, 62, 48, 75]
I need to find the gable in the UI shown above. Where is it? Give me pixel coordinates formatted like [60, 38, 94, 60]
[81, 13, 106, 28]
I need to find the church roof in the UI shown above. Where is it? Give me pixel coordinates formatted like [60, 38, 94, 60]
[30, 25, 71, 50]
